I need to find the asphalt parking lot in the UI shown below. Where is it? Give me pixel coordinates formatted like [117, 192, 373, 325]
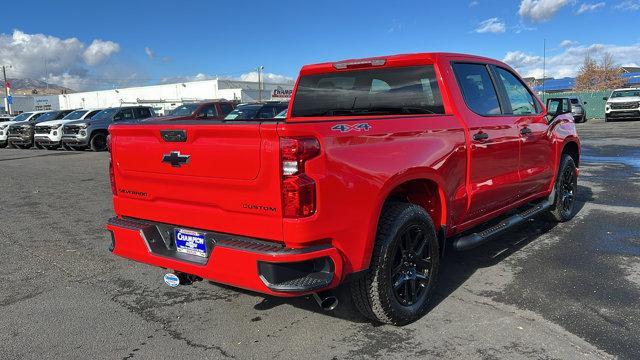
[0, 118, 638, 360]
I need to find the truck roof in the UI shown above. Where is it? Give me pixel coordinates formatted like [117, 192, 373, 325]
[299, 52, 506, 76]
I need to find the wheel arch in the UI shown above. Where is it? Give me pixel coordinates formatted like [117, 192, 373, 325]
[562, 140, 580, 167]
[362, 172, 449, 269]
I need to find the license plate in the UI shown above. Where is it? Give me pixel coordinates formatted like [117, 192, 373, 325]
[174, 228, 207, 257]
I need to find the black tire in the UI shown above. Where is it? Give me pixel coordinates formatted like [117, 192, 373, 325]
[90, 132, 108, 152]
[350, 202, 440, 325]
[34, 142, 44, 150]
[17, 143, 32, 149]
[0, 142, 6, 149]
[547, 154, 578, 222]
[45, 145, 59, 150]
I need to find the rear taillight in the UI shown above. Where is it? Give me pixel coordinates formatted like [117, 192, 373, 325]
[280, 137, 320, 218]
[108, 134, 116, 195]
[109, 160, 117, 195]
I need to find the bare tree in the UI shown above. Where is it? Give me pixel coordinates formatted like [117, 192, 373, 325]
[575, 53, 599, 91]
[598, 52, 627, 89]
[575, 52, 626, 91]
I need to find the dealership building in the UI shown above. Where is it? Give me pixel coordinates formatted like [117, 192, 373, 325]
[2, 78, 293, 115]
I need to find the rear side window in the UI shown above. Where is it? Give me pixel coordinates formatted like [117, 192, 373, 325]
[453, 63, 501, 116]
[257, 106, 278, 119]
[115, 109, 134, 121]
[291, 65, 445, 117]
[494, 67, 538, 115]
[200, 105, 218, 117]
[133, 107, 153, 119]
[219, 103, 234, 115]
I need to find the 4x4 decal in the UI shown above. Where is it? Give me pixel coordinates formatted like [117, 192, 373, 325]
[331, 123, 372, 133]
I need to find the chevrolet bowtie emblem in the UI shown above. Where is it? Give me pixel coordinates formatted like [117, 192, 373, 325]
[162, 151, 190, 167]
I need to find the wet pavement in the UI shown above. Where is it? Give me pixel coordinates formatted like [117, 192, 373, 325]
[0, 118, 638, 359]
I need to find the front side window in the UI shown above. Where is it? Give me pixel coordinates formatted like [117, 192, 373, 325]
[495, 67, 538, 115]
[453, 63, 501, 116]
[86, 110, 101, 119]
[291, 65, 445, 117]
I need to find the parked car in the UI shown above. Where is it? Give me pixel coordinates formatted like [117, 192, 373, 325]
[1, 111, 49, 148]
[0, 115, 14, 148]
[223, 101, 289, 120]
[7, 110, 73, 149]
[162, 101, 236, 120]
[604, 88, 640, 122]
[35, 109, 103, 150]
[62, 106, 155, 151]
[569, 97, 587, 123]
[106, 53, 580, 325]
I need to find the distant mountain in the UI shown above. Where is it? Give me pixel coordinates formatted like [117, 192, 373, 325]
[6, 78, 74, 95]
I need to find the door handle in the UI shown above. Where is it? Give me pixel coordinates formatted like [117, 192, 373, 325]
[520, 127, 532, 135]
[473, 132, 489, 141]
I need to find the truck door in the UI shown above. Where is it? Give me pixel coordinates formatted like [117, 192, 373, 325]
[492, 66, 554, 198]
[452, 62, 522, 221]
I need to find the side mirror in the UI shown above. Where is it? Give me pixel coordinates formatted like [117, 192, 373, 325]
[196, 112, 207, 119]
[603, 97, 608, 101]
[113, 115, 123, 121]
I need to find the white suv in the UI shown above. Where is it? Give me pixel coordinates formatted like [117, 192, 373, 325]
[34, 109, 102, 150]
[604, 88, 640, 122]
[0, 111, 48, 148]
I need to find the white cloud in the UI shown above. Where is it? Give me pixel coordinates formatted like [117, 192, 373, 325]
[615, 0, 640, 10]
[560, 39, 579, 47]
[518, 0, 572, 22]
[503, 51, 542, 67]
[161, 71, 294, 85]
[576, 2, 606, 14]
[474, 18, 506, 34]
[503, 42, 640, 79]
[144, 46, 155, 60]
[239, 71, 293, 83]
[82, 39, 120, 65]
[0, 30, 125, 90]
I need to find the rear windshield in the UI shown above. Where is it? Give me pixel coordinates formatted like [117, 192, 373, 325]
[291, 65, 444, 117]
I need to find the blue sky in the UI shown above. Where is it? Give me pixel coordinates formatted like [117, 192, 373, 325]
[1, 0, 639, 90]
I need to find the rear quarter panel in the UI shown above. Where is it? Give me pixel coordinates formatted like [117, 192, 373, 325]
[279, 116, 467, 273]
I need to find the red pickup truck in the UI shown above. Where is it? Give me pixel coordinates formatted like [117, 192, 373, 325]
[106, 53, 580, 325]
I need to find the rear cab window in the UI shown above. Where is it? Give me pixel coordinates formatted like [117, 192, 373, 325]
[290, 65, 445, 118]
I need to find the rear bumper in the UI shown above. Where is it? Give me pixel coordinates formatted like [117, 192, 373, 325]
[106, 217, 343, 296]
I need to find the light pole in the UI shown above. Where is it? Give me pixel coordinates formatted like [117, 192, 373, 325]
[2, 65, 12, 114]
[257, 66, 264, 102]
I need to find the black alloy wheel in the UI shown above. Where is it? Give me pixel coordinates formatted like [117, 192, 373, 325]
[390, 224, 434, 306]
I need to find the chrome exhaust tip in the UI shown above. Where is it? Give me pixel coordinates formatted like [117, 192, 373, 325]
[312, 292, 338, 311]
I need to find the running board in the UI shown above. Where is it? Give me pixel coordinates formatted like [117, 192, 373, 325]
[452, 194, 554, 251]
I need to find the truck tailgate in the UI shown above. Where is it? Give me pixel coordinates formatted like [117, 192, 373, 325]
[109, 122, 283, 241]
